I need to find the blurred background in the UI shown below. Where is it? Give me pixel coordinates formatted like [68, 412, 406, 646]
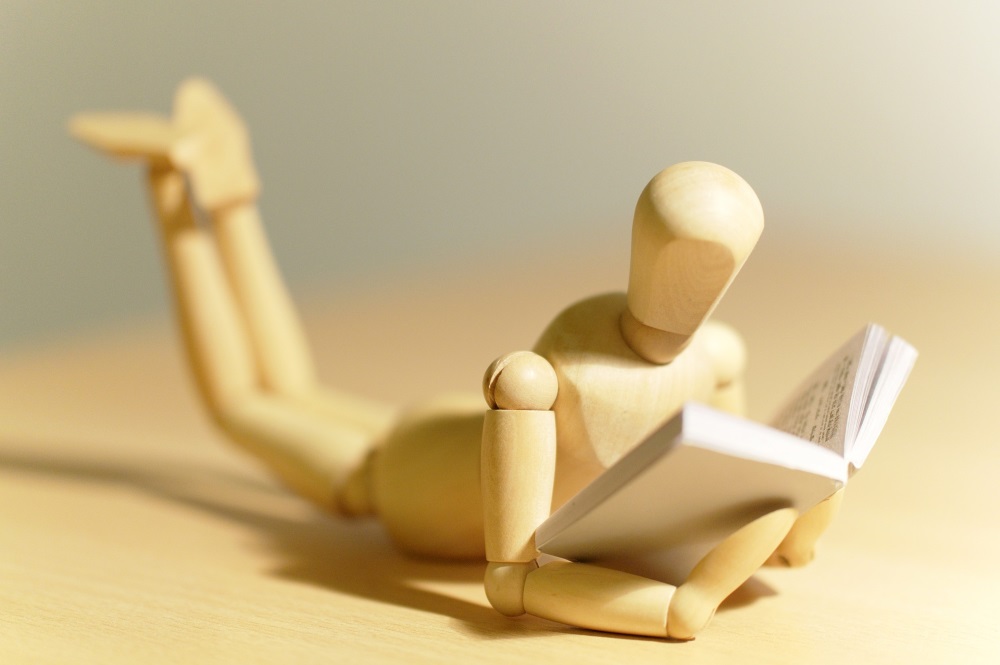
[1, 1, 998, 349]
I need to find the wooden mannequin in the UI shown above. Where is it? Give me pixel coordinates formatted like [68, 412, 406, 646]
[71, 79, 843, 640]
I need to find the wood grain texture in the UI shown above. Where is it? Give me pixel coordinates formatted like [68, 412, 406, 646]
[484, 561, 537, 617]
[481, 410, 557, 563]
[625, 162, 763, 362]
[532, 293, 720, 507]
[523, 561, 675, 637]
[1, 231, 997, 662]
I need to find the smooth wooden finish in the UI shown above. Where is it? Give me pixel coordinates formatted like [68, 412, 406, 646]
[523, 561, 675, 638]
[668, 507, 799, 640]
[625, 162, 764, 363]
[619, 306, 696, 364]
[481, 351, 558, 569]
[149, 166, 376, 511]
[532, 293, 727, 507]
[768, 488, 846, 567]
[370, 395, 486, 559]
[483, 561, 537, 617]
[66, 80, 884, 641]
[481, 410, 557, 563]
[483, 351, 560, 411]
[700, 321, 748, 415]
[2, 242, 997, 662]
[146, 166, 258, 415]
[68, 112, 177, 161]
[75, 83, 391, 517]
[171, 78, 260, 210]
[211, 203, 317, 396]
[218, 394, 371, 510]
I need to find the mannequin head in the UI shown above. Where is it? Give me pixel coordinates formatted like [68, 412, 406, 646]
[622, 162, 764, 363]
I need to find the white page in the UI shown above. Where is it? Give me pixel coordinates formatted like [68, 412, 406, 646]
[848, 336, 918, 469]
[537, 403, 844, 560]
[845, 325, 889, 446]
[769, 326, 871, 457]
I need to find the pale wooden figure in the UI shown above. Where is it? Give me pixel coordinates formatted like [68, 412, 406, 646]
[70, 79, 844, 640]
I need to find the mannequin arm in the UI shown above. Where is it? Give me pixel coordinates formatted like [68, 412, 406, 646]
[481, 351, 558, 614]
[480, 351, 800, 639]
[480, 352, 678, 637]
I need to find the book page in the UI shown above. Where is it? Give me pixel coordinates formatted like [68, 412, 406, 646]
[769, 327, 870, 456]
[848, 335, 918, 469]
[536, 403, 844, 560]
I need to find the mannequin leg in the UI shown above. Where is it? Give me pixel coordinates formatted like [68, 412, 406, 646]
[210, 202, 395, 436]
[147, 166, 375, 512]
[668, 507, 798, 639]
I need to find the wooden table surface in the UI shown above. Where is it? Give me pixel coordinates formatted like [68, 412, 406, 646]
[2, 238, 998, 663]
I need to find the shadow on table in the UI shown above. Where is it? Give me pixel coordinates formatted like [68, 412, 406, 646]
[0, 437, 775, 641]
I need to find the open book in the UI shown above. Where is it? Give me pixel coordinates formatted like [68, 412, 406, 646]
[536, 323, 917, 561]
